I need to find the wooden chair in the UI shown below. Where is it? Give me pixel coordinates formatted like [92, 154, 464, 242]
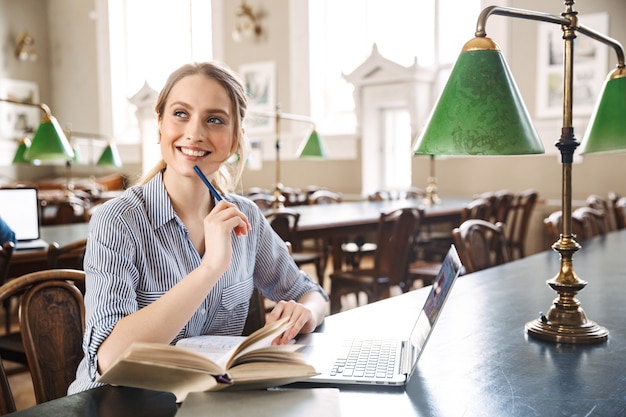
[572, 206, 607, 240]
[41, 196, 90, 226]
[452, 219, 510, 274]
[0, 242, 15, 333]
[242, 288, 266, 336]
[0, 354, 16, 415]
[0, 269, 85, 404]
[247, 193, 276, 210]
[46, 239, 88, 269]
[368, 190, 394, 201]
[328, 208, 421, 314]
[476, 190, 515, 224]
[543, 210, 586, 245]
[505, 189, 538, 259]
[264, 208, 326, 286]
[307, 190, 342, 205]
[586, 194, 617, 232]
[416, 197, 492, 262]
[399, 187, 426, 200]
[613, 197, 626, 230]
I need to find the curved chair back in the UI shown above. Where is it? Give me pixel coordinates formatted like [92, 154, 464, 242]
[452, 219, 510, 274]
[506, 189, 538, 259]
[0, 269, 85, 404]
[0, 242, 15, 333]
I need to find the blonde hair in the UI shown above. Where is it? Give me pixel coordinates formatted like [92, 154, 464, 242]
[140, 61, 248, 192]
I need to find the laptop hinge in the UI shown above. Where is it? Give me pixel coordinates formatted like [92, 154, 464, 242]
[399, 341, 413, 375]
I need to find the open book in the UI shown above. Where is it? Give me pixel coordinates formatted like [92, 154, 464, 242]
[97, 318, 318, 402]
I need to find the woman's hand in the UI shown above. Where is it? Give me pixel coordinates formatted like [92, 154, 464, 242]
[265, 292, 327, 345]
[200, 200, 251, 275]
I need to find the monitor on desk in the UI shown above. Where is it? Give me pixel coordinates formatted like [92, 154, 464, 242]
[0, 188, 47, 250]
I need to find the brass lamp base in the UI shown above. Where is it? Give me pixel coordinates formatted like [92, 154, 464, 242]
[525, 313, 609, 344]
[525, 276, 608, 344]
[422, 177, 441, 206]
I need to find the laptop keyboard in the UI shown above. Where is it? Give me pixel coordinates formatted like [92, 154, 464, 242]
[330, 337, 398, 379]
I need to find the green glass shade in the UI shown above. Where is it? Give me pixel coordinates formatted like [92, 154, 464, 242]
[24, 115, 75, 161]
[297, 129, 327, 158]
[97, 142, 122, 168]
[580, 71, 626, 154]
[12, 138, 31, 164]
[414, 42, 544, 156]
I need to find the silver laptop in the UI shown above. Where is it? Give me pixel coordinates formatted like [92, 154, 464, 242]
[0, 188, 48, 251]
[298, 245, 462, 386]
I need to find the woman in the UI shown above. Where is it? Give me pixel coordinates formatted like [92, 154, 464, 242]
[69, 62, 328, 394]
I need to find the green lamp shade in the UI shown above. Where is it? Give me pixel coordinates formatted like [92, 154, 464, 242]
[580, 72, 626, 154]
[24, 115, 75, 161]
[12, 138, 31, 164]
[414, 45, 544, 156]
[297, 129, 327, 158]
[97, 142, 122, 168]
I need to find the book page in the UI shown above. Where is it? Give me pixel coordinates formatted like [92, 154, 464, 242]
[176, 335, 247, 363]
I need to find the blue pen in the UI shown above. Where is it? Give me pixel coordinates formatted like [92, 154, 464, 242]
[193, 165, 223, 202]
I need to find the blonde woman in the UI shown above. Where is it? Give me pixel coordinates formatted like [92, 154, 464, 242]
[69, 62, 327, 394]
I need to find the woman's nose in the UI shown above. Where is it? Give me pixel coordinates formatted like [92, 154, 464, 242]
[185, 118, 206, 141]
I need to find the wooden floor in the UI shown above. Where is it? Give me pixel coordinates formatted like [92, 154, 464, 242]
[4, 253, 423, 412]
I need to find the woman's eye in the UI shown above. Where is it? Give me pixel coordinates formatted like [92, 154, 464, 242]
[207, 116, 224, 125]
[174, 110, 188, 118]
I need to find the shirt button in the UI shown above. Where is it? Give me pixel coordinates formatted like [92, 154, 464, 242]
[201, 308, 207, 315]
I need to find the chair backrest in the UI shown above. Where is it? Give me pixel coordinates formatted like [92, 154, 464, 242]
[307, 190, 342, 205]
[399, 187, 426, 200]
[46, 238, 88, 269]
[0, 242, 14, 288]
[264, 208, 301, 250]
[374, 208, 422, 287]
[0, 354, 16, 415]
[41, 196, 90, 226]
[586, 194, 616, 232]
[572, 206, 607, 239]
[368, 190, 393, 201]
[543, 210, 586, 245]
[242, 288, 266, 336]
[460, 197, 492, 223]
[452, 219, 510, 274]
[506, 189, 538, 259]
[0, 269, 86, 404]
[247, 193, 276, 210]
[614, 197, 626, 230]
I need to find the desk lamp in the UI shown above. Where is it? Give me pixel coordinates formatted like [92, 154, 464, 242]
[249, 105, 324, 208]
[96, 142, 123, 169]
[12, 138, 31, 164]
[414, 1, 625, 344]
[423, 155, 441, 205]
[1, 98, 74, 162]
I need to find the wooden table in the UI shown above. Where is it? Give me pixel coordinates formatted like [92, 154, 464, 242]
[12, 230, 626, 416]
[8, 223, 89, 278]
[289, 198, 469, 273]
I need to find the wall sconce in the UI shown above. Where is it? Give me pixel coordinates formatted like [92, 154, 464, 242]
[15, 31, 37, 62]
[414, 1, 625, 344]
[232, 1, 264, 42]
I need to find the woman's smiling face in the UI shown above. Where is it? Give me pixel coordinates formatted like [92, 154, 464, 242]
[159, 73, 236, 180]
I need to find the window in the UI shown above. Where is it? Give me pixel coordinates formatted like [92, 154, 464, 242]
[103, 0, 213, 141]
[308, 0, 482, 129]
[307, 0, 482, 194]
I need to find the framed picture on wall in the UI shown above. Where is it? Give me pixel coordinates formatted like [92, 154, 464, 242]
[0, 79, 41, 140]
[239, 61, 276, 134]
[535, 13, 609, 119]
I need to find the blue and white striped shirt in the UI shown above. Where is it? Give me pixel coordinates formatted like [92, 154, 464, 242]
[68, 172, 326, 394]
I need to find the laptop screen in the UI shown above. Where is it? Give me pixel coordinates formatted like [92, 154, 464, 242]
[0, 188, 41, 241]
[408, 245, 462, 364]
